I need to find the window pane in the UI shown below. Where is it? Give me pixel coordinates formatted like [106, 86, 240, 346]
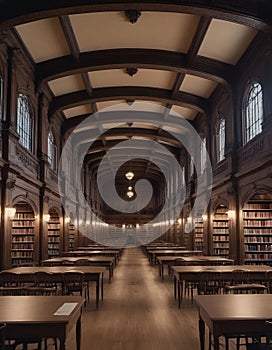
[244, 82, 263, 144]
[17, 94, 32, 151]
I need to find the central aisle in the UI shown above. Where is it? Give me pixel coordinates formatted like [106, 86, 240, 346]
[80, 247, 200, 350]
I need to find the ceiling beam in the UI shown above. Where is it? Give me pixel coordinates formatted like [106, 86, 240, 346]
[36, 49, 230, 86]
[1, 1, 272, 33]
[49, 86, 209, 116]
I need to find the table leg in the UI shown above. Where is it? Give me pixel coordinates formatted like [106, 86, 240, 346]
[199, 316, 205, 350]
[174, 276, 177, 299]
[76, 315, 81, 350]
[161, 264, 164, 280]
[96, 279, 99, 308]
[178, 280, 181, 308]
[101, 273, 104, 300]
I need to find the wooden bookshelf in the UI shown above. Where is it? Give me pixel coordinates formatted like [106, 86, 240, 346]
[69, 222, 75, 250]
[212, 205, 230, 257]
[194, 217, 204, 251]
[243, 192, 272, 265]
[47, 210, 60, 258]
[11, 202, 35, 266]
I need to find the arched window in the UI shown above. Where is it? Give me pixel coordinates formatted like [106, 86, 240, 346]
[216, 118, 225, 162]
[48, 130, 57, 170]
[244, 82, 263, 144]
[17, 94, 33, 151]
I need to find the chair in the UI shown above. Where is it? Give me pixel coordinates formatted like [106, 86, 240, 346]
[246, 320, 272, 349]
[33, 271, 61, 295]
[61, 260, 74, 266]
[74, 259, 90, 266]
[0, 272, 22, 295]
[224, 269, 268, 350]
[0, 323, 6, 350]
[62, 271, 88, 306]
[266, 271, 272, 293]
[197, 269, 221, 295]
[224, 269, 268, 294]
[197, 269, 221, 350]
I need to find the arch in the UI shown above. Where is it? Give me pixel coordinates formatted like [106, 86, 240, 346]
[241, 187, 272, 208]
[12, 196, 38, 216]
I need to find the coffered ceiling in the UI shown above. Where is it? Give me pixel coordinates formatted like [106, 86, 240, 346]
[1, 0, 271, 184]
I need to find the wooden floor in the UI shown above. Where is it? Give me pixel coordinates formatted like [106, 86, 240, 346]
[65, 247, 238, 350]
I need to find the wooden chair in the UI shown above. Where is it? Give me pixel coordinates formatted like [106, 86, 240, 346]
[224, 269, 267, 294]
[197, 269, 221, 295]
[224, 270, 268, 350]
[62, 271, 88, 306]
[246, 320, 272, 349]
[197, 269, 221, 350]
[0, 272, 22, 295]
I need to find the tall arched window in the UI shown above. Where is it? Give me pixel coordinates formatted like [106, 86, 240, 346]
[17, 94, 33, 151]
[216, 118, 225, 162]
[48, 130, 56, 170]
[244, 82, 263, 144]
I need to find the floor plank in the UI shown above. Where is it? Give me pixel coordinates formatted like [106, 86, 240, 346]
[65, 247, 238, 350]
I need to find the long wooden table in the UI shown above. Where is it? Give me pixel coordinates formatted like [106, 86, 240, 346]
[157, 256, 234, 280]
[2, 266, 105, 308]
[0, 295, 85, 350]
[41, 257, 115, 282]
[194, 294, 272, 350]
[61, 250, 120, 264]
[148, 250, 202, 265]
[172, 264, 271, 307]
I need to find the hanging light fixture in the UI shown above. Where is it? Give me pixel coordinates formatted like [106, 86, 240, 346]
[125, 171, 134, 180]
[127, 190, 134, 198]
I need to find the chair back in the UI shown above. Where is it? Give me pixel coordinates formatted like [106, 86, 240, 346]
[75, 259, 90, 266]
[63, 271, 85, 294]
[34, 271, 54, 287]
[197, 269, 221, 295]
[230, 269, 249, 284]
[0, 272, 19, 287]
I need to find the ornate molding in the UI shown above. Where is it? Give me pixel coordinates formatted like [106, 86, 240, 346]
[125, 10, 141, 24]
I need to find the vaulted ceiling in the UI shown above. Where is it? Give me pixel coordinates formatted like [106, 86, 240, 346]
[1, 1, 271, 187]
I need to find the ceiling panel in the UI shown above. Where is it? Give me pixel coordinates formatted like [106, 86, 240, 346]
[15, 18, 70, 63]
[198, 19, 257, 64]
[63, 105, 93, 118]
[170, 105, 197, 120]
[48, 74, 85, 96]
[89, 69, 176, 89]
[179, 74, 218, 98]
[96, 100, 125, 111]
[70, 11, 200, 53]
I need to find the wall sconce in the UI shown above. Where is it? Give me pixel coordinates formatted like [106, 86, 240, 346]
[178, 218, 182, 225]
[122, 224, 126, 229]
[202, 214, 208, 221]
[78, 219, 83, 225]
[43, 214, 50, 222]
[86, 220, 90, 225]
[6, 207, 16, 218]
[227, 210, 235, 219]
[65, 217, 70, 224]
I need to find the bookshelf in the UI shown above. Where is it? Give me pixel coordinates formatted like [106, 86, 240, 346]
[212, 205, 230, 257]
[47, 209, 60, 258]
[69, 221, 75, 250]
[243, 192, 272, 265]
[194, 217, 204, 251]
[11, 202, 35, 266]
